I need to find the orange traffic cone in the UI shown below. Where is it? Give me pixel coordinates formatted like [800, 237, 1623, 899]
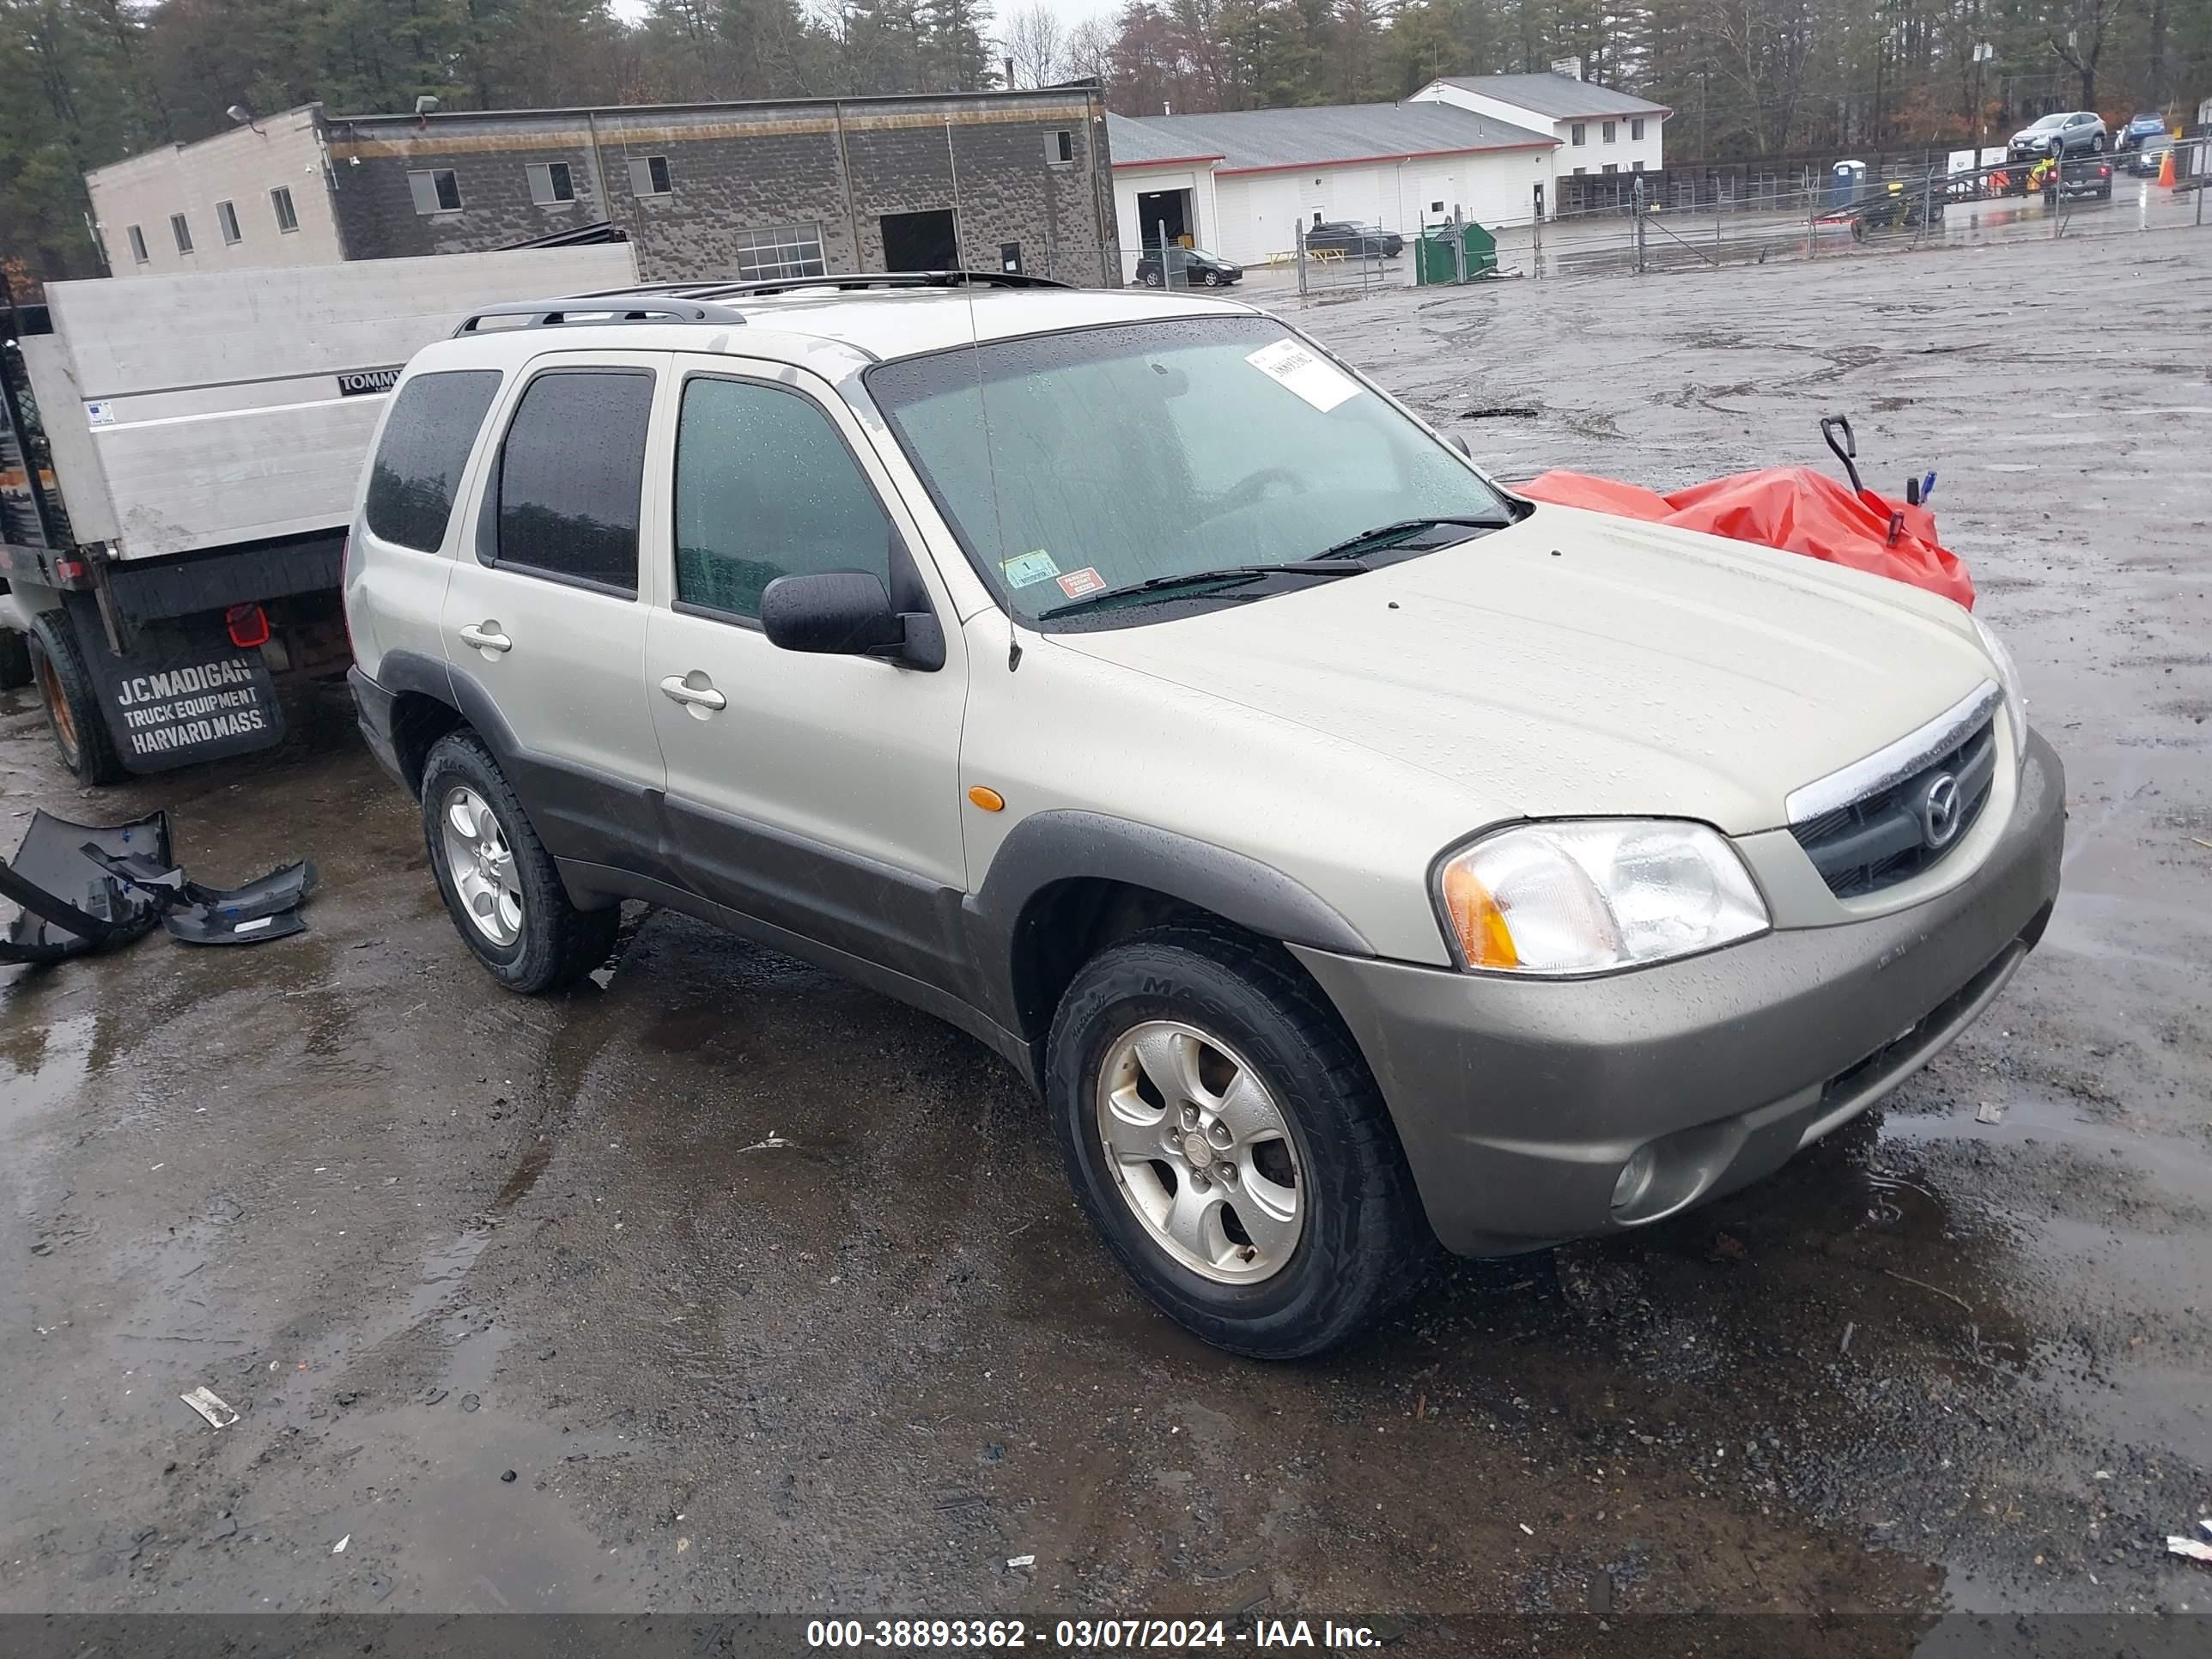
[2159, 145, 2177, 188]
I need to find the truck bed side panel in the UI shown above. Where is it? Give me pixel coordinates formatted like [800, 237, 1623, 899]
[35, 244, 637, 562]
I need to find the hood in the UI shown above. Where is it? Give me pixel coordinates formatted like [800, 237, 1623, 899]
[1051, 506, 1995, 836]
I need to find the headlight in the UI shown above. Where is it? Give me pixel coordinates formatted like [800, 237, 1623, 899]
[1436, 821, 1770, 975]
[1971, 615, 2028, 769]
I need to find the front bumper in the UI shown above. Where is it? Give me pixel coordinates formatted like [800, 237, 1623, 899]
[1292, 729, 2065, 1255]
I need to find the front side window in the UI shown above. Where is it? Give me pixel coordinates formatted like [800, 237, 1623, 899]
[869, 315, 1510, 626]
[127, 225, 148, 263]
[171, 213, 192, 252]
[492, 369, 653, 593]
[409, 168, 464, 215]
[527, 161, 574, 205]
[216, 200, 241, 244]
[271, 185, 299, 232]
[732, 224, 826, 282]
[364, 370, 504, 554]
[673, 377, 892, 621]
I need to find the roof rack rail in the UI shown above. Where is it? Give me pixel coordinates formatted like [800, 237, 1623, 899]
[578, 270, 1073, 304]
[452, 297, 750, 336]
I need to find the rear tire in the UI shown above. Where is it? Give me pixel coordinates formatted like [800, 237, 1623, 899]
[27, 610, 125, 786]
[419, 731, 618, 994]
[1046, 922, 1429, 1358]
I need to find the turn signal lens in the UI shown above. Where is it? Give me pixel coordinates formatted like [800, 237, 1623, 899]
[1440, 858, 1519, 969]
[966, 785, 1006, 812]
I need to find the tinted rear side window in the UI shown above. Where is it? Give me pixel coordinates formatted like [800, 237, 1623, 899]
[494, 369, 654, 593]
[364, 370, 502, 553]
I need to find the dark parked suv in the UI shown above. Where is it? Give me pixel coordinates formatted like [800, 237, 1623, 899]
[1303, 221, 1404, 258]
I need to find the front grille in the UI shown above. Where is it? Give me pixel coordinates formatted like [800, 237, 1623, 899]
[1790, 717, 1996, 897]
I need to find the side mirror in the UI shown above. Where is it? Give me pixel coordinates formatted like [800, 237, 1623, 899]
[759, 571, 944, 671]
[1447, 434, 1471, 458]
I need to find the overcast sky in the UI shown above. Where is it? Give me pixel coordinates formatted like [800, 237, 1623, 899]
[608, 0, 1125, 31]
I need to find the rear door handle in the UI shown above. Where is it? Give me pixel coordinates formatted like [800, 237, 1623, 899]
[458, 622, 511, 653]
[659, 674, 726, 712]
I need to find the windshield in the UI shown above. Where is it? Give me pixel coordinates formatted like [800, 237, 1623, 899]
[866, 315, 1510, 623]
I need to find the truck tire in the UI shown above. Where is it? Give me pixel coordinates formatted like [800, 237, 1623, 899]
[419, 731, 619, 994]
[0, 626, 31, 691]
[1045, 921, 1430, 1358]
[27, 611, 127, 786]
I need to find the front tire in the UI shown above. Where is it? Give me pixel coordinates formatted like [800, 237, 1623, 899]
[27, 610, 125, 785]
[1046, 923, 1428, 1358]
[419, 732, 618, 994]
[1142, 270, 1164, 288]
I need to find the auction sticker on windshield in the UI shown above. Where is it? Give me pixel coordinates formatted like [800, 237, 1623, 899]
[1245, 338, 1362, 413]
[1056, 567, 1106, 599]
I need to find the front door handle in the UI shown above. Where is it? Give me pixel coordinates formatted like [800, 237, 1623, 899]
[659, 673, 727, 712]
[458, 622, 512, 653]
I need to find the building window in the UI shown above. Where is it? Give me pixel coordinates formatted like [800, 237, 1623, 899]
[1632, 118, 1645, 141]
[271, 185, 299, 233]
[170, 213, 193, 253]
[1570, 123, 1586, 146]
[408, 169, 464, 216]
[1572, 166, 1586, 176]
[1602, 121, 1617, 143]
[1048, 130, 1074, 166]
[1601, 163, 1618, 174]
[1632, 160, 1645, 173]
[628, 155, 672, 198]
[732, 223, 826, 283]
[216, 200, 242, 244]
[127, 224, 148, 264]
[527, 161, 575, 206]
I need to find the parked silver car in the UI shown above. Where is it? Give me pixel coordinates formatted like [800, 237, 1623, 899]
[2008, 110, 2108, 159]
[345, 272, 2063, 1358]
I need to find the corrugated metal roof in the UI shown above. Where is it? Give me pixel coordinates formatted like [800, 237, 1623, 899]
[1108, 104, 1553, 173]
[1431, 74, 1669, 120]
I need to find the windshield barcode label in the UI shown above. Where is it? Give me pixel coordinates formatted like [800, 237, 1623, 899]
[1244, 340, 1362, 413]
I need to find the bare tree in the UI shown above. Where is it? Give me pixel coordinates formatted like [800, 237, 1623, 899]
[1060, 14, 1114, 85]
[1004, 0, 1063, 85]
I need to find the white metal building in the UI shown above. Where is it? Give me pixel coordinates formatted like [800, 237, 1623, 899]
[1408, 74, 1669, 191]
[84, 106, 345, 276]
[1107, 105, 1556, 278]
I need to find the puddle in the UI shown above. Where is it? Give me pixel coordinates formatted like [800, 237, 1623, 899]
[0, 1010, 99, 1132]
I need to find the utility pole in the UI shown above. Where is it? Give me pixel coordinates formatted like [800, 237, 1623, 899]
[1972, 39, 1993, 162]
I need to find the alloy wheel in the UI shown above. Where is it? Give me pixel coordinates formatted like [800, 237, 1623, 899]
[1095, 1019, 1305, 1284]
[441, 785, 524, 946]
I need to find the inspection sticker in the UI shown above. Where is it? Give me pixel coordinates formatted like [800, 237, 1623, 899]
[1002, 549, 1061, 587]
[1055, 567, 1107, 599]
[1244, 339, 1362, 413]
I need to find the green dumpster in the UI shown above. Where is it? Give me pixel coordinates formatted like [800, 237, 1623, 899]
[1414, 217, 1498, 284]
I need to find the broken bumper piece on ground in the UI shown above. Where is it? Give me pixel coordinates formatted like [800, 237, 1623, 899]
[0, 809, 314, 963]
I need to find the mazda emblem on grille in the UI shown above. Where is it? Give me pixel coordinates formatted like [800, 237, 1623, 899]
[1919, 773, 1963, 849]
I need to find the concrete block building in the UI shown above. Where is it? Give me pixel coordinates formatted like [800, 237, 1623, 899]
[85, 89, 1121, 289]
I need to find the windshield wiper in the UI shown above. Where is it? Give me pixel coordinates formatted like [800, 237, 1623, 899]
[1317, 515, 1515, 560]
[1036, 561, 1364, 619]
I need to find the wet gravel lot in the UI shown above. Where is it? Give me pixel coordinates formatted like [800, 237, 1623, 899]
[3, 230, 2209, 1638]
